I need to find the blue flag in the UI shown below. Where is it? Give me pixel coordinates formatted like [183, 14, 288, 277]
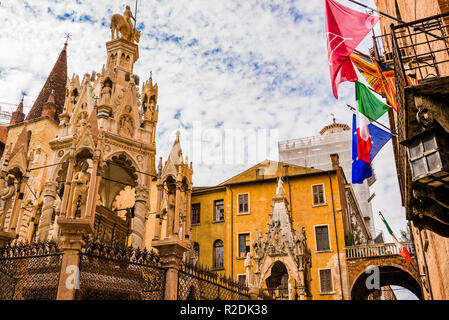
[352, 114, 372, 184]
[351, 114, 393, 184]
[369, 121, 394, 161]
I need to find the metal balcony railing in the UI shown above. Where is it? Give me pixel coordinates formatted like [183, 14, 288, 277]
[345, 241, 415, 260]
[391, 11, 449, 83]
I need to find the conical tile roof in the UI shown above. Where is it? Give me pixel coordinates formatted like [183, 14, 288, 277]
[25, 43, 67, 122]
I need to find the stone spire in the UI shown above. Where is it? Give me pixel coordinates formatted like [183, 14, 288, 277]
[25, 43, 68, 122]
[270, 177, 293, 245]
[41, 90, 56, 119]
[10, 97, 25, 125]
[168, 130, 183, 165]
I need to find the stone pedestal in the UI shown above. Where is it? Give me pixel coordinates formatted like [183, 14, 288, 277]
[152, 237, 190, 300]
[0, 230, 15, 247]
[56, 217, 93, 300]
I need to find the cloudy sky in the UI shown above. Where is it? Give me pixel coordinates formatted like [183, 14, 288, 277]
[0, 0, 413, 289]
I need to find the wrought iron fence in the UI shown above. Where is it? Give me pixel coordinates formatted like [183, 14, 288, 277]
[0, 241, 62, 300]
[178, 263, 249, 300]
[75, 239, 166, 300]
[392, 11, 449, 82]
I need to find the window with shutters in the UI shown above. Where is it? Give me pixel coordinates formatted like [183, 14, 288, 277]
[315, 225, 330, 251]
[319, 269, 333, 293]
[238, 233, 251, 258]
[213, 200, 224, 222]
[191, 203, 200, 225]
[312, 184, 326, 205]
[238, 193, 249, 214]
[213, 240, 224, 269]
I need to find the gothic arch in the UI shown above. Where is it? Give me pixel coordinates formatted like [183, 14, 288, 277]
[104, 150, 142, 178]
[258, 256, 299, 289]
[350, 265, 422, 300]
[99, 152, 139, 209]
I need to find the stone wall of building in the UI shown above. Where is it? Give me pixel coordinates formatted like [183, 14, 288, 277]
[411, 223, 449, 299]
[375, 0, 449, 300]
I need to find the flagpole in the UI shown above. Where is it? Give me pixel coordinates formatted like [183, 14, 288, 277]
[346, 0, 443, 41]
[378, 211, 421, 276]
[346, 104, 397, 136]
[346, 0, 403, 24]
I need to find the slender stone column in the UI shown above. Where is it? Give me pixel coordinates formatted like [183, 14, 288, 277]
[89, 166, 102, 226]
[154, 183, 163, 240]
[60, 156, 75, 217]
[37, 181, 58, 241]
[131, 186, 148, 248]
[185, 188, 192, 240]
[173, 183, 181, 236]
[84, 157, 98, 219]
[8, 175, 29, 234]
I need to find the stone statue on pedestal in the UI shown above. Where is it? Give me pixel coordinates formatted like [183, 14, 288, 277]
[70, 161, 90, 218]
[0, 175, 16, 230]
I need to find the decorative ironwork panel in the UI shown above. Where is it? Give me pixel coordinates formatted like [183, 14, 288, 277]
[75, 239, 166, 300]
[178, 263, 249, 300]
[0, 241, 62, 300]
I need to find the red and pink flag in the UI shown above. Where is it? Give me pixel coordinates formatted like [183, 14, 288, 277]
[325, 0, 379, 98]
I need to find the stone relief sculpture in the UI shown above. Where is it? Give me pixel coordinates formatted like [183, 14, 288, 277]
[110, 6, 141, 43]
[70, 161, 90, 218]
[0, 175, 16, 230]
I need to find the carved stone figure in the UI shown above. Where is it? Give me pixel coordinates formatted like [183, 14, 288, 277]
[167, 191, 176, 236]
[110, 6, 141, 43]
[144, 98, 156, 120]
[244, 252, 253, 287]
[119, 114, 134, 137]
[75, 111, 88, 133]
[0, 175, 16, 230]
[252, 229, 264, 260]
[70, 161, 90, 218]
[101, 82, 112, 105]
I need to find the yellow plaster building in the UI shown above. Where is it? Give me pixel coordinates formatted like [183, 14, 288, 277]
[190, 156, 371, 300]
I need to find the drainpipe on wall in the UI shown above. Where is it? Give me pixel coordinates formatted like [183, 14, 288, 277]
[227, 184, 234, 279]
[328, 171, 345, 300]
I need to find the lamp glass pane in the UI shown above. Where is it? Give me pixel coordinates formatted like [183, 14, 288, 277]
[426, 152, 441, 172]
[423, 135, 437, 152]
[409, 140, 423, 159]
[412, 158, 427, 177]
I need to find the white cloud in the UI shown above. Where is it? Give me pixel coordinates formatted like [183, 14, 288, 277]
[0, 0, 409, 257]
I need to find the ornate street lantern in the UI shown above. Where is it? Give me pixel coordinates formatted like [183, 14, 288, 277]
[401, 126, 449, 188]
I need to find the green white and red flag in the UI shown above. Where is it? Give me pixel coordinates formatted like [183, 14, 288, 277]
[379, 212, 411, 264]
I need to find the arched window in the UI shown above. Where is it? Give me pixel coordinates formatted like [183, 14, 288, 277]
[193, 242, 200, 260]
[213, 240, 224, 269]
